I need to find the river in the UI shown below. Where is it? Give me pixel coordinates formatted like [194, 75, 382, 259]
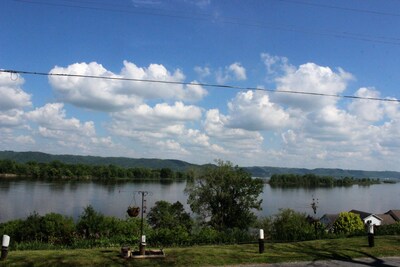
[0, 179, 399, 223]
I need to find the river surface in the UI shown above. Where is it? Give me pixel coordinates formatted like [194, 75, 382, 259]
[0, 180, 399, 223]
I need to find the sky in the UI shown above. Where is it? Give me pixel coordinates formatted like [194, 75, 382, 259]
[1, 0, 400, 171]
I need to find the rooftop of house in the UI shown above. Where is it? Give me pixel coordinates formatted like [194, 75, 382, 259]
[320, 214, 339, 221]
[349, 209, 373, 220]
[386, 210, 400, 221]
[377, 214, 397, 225]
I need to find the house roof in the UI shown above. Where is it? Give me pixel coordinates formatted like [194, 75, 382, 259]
[386, 210, 400, 221]
[377, 214, 397, 225]
[349, 209, 373, 220]
[320, 214, 339, 222]
[320, 214, 340, 229]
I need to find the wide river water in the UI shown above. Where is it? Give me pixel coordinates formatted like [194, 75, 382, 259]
[1, 179, 399, 223]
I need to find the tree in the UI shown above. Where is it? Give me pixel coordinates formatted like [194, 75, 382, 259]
[185, 160, 264, 230]
[147, 201, 192, 231]
[271, 209, 314, 241]
[147, 201, 192, 245]
[160, 168, 174, 179]
[76, 205, 106, 239]
[333, 212, 364, 235]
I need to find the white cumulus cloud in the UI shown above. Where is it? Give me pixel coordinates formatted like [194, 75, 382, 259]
[203, 109, 264, 156]
[226, 90, 290, 131]
[0, 72, 31, 114]
[26, 103, 95, 136]
[111, 101, 202, 130]
[216, 62, 247, 84]
[49, 61, 207, 111]
[274, 62, 353, 111]
[348, 88, 384, 122]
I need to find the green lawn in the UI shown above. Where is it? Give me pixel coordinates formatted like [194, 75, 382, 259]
[2, 236, 400, 266]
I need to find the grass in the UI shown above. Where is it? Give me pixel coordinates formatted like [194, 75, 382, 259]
[1, 236, 400, 266]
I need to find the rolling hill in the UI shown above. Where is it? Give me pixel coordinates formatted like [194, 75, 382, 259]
[1, 150, 399, 179]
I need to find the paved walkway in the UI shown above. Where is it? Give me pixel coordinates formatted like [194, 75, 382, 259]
[228, 257, 400, 266]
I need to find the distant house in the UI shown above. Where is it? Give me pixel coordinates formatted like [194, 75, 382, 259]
[349, 210, 382, 226]
[320, 214, 339, 232]
[376, 213, 397, 225]
[385, 210, 400, 222]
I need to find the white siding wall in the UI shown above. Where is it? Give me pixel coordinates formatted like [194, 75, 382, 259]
[363, 215, 382, 226]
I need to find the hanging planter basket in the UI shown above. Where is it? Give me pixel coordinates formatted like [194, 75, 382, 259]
[127, 206, 140, 217]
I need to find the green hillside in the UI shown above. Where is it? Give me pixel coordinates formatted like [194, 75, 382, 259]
[1, 150, 400, 179]
[0, 151, 198, 172]
[246, 166, 400, 179]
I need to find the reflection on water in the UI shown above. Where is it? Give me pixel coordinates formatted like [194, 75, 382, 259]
[0, 179, 399, 223]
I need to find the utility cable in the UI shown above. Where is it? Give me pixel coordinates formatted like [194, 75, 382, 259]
[11, 0, 400, 46]
[274, 0, 400, 18]
[1, 69, 399, 103]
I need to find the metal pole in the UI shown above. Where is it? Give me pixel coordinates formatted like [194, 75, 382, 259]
[138, 191, 148, 256]
[140, 191, 144, 239]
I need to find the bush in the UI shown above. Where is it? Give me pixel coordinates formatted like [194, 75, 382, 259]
[76, 205, 107, 239]
[216, 228, 255, 244]
[147, 201, 192, 231]
[20, 212, 44, 242]
[254, 217, 273, 240]
[40, 213, 75, 244]
[0, 219, 23, 246]
[149, 226, 190, 246]
[333, 212, 364, 235]
[190, 226, 220, 244]
[0, 212, 74, 247]
[270, 209, 315, 242]
[376, 222, 400, 235]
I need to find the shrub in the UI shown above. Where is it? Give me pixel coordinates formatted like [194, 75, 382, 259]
[254, 217, 273, 240]
[376, 222, 400, 235]
[76, 205, 107, 239]
[149, 226, 190, 246]
[270, 209, 315, 242]
[332, 212, 364, 235]
[0, 219, 23, 246]
[40, 213, 75, 244]
[0, 212, 74, 246]
[190, 226, 220, 244]
[147, 201, 192, 231]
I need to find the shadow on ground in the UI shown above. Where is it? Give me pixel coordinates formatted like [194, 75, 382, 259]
[273, 240, 397, 267]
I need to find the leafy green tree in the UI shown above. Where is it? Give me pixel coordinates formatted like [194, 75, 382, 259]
[160, 168, 174, 179]
[270, 209, 314, 241]
[20, 212, 44, 241]
[333, 212, 364, 235]
[76, 205, 106, 239]
[0, 159, 17, 174]
[146, 201, 192, 245]
[185, 160, 264, 230]
[40, 213, 75, 244]
[147, 201, 192, 231]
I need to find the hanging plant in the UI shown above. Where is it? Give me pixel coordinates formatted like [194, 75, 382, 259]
[127, 206, 140, 217]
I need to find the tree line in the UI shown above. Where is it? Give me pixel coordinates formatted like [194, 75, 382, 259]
[2, 204, 400, 250]
[2, 160, 398, 251]
[0, 159, 192, 180]
[269, 173, 380, 187]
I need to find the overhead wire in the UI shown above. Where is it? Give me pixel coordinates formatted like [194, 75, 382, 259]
[11, 0, 400, 46]
[1, 69, 399, 103]
[274, 0, 400, 18]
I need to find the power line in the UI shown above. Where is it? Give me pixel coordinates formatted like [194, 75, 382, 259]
[1, 69, 399, 103]
[274, 0, 400, 18]
[11, 0, 400, 46]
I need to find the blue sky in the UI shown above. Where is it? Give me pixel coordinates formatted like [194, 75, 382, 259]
[1, 0, 400, 171]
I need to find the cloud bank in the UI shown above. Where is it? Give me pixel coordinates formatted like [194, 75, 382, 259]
[2, 56, 400, 171]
